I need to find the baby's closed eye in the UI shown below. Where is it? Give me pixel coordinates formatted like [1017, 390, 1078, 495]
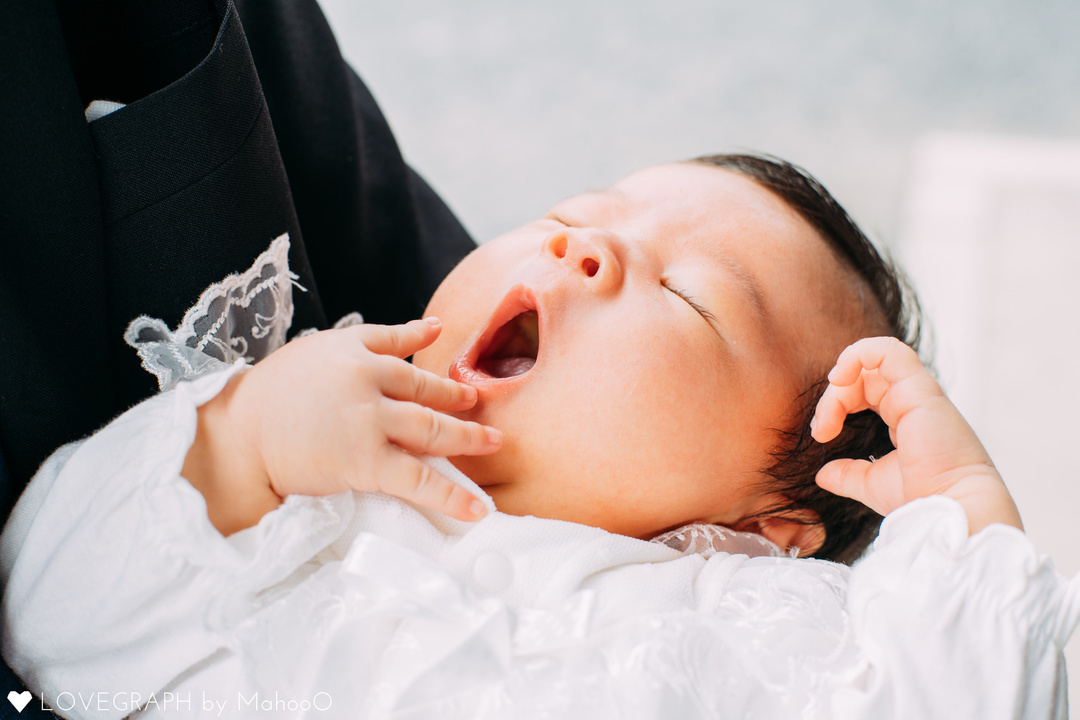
[662, 280, 718, 323]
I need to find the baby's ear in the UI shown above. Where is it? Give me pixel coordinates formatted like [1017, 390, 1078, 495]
[738, 511, 825, 558]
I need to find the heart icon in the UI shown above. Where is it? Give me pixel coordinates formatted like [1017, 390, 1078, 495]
[7, 690, 31, 712]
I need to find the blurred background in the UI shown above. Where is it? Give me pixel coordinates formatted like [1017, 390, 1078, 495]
[318, 0, 1080, 705]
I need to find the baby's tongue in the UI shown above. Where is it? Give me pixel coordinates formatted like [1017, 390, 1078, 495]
[487, 357, 535, 378]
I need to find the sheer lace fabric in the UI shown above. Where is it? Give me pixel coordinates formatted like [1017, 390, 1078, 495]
[650, 523, 788, 558]
[124, 234, 364, 391]
[124, 234, 299, 390]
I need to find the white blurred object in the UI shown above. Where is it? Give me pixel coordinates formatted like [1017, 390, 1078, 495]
[900, 131, 1080, 712]
[84, 99, 125, 122]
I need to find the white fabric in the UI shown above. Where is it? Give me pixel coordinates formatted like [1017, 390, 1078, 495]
[84, 100, 126, 123]
[2, 368, 1078, 719]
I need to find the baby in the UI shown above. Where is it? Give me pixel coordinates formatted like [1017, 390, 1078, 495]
[5, 154, 1069, 720]
[183, 155, 1021, 557]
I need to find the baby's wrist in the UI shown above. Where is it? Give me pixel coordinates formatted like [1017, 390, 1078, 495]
[182, 375, 283, 535]
[941, 477, 1023, 535]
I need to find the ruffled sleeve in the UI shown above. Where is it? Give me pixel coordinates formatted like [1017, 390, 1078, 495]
[839, 496, 1080, 719]
[0, 364, 355, 719]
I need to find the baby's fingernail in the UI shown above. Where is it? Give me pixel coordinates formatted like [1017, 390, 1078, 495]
[469, 499, 487, 519]
[423, 316, 441, 327]
[485, 427, 502, 445]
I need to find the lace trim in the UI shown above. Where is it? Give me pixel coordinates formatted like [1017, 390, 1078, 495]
[125, 234, 300, 390]
[650, 523, 789, 559]
[294, 311, 364, 340]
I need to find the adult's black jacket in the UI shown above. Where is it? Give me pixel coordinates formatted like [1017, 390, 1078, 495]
[0, 0, 475, 711]
[0, 0, 476, 520]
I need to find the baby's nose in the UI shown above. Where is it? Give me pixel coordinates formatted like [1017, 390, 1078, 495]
[543, 229, 624, 293]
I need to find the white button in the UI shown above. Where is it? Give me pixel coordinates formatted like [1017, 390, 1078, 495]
[472, 551, 514, 593]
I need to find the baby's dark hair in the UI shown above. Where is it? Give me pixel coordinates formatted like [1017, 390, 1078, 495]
[692, 153, 926, 564]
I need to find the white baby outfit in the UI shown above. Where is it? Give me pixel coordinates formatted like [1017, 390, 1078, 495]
[1, 239, 1078, 720]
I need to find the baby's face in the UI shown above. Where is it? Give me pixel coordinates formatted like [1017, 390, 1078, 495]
[414, 163, 863, 540]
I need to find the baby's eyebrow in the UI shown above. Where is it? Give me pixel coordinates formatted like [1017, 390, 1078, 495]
[546, 186, 627, 223]
[578, 183, 622, 194]
[580, 186, 627, 201]
[716, 255, 767, 322]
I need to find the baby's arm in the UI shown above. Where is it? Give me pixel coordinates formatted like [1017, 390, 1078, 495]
[183, 317, 501, 535]
[810, 336, 1023, 535]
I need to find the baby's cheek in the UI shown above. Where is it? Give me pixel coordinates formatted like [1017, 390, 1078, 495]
[411, 338, 444, 375]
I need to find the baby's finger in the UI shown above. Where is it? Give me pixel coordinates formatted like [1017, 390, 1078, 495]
[377, 448, 488, 521]
[811, 375, 871, 443]
[838, 338, 945, 431]
[816, 457, 873, 501]
[816, 453, 903, 517]
[380, 399, 502, 457]
[353, 317, 443, 359]
[829, 336, 924, 387]
[376, 356, 478, 411]
[860, 369, 891, 409]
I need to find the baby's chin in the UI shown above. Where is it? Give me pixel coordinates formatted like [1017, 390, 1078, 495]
[445, 458, 666, 540]
[447, 453, 531, 516]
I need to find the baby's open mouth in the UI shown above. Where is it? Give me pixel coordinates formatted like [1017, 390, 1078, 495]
[449, 284, 542, 387]
[476, 311, 539, 378]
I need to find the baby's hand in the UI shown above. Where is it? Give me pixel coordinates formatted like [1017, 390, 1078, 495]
[810, 337, 1022, 535]
[183, 318, 500, 535]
